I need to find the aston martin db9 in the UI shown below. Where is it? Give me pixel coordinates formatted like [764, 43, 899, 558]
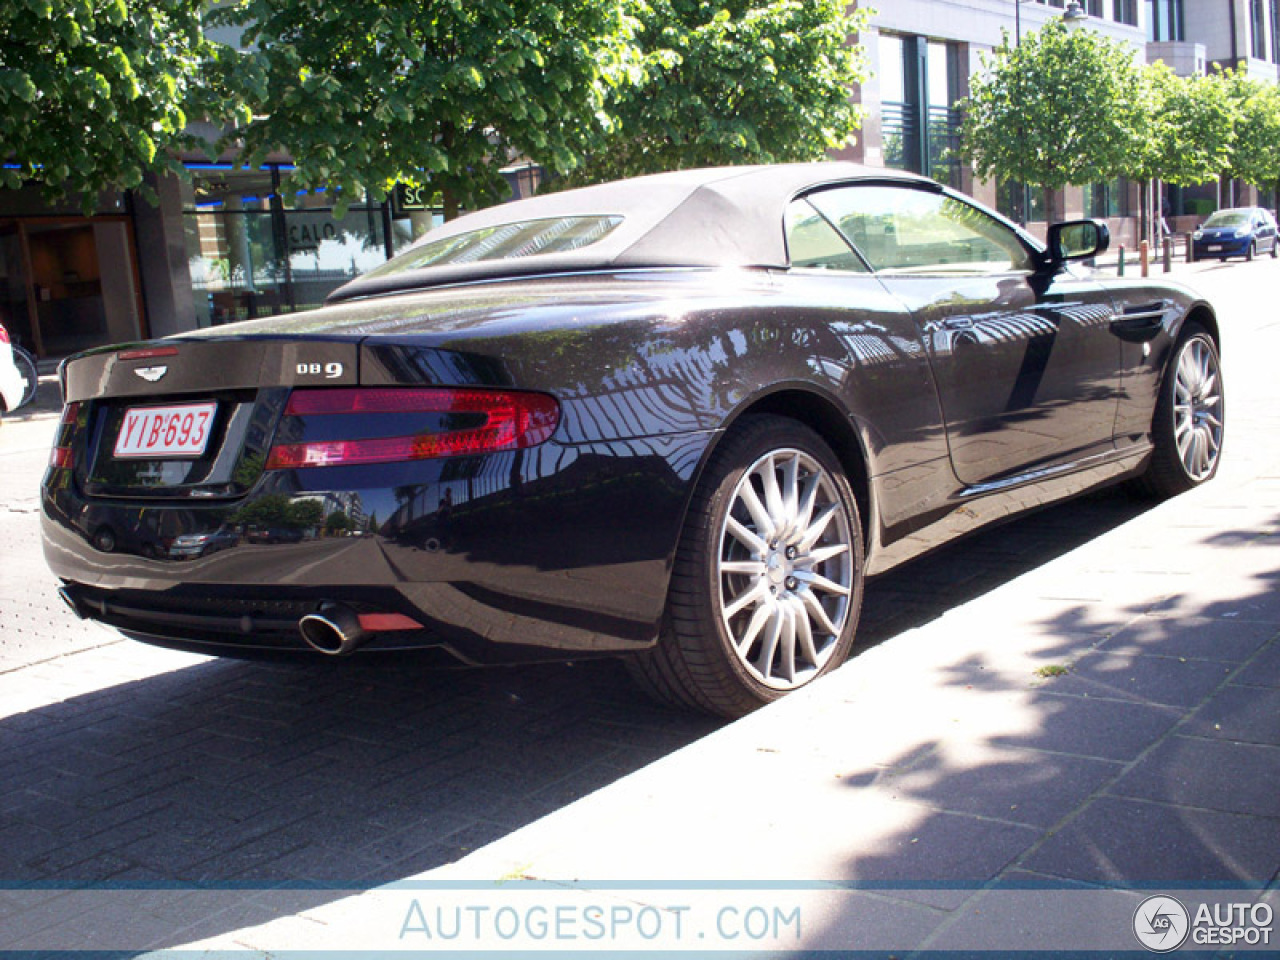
[42, 164, 1223, 717]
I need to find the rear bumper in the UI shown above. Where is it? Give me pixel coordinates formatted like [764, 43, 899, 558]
[42, 435, 708, 660]
[1192, 237, 1251, 258]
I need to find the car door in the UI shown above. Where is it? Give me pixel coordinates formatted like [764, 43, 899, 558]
[1258, 210, 1277, 252]
[806, 182, 1122, 487]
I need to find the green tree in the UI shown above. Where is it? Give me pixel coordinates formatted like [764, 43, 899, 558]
[959, 19, 1145, 224]
[231, 492, 291, 527]
[1224, 70, 1280, 193]
[211, 0, 639, 218]
[568, 0, 870, 183]
[1125, 64, 1235, 244]
[286, 499, 325, 530]
[0, 0, 222, 207]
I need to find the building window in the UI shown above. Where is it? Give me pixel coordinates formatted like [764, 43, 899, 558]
[926, 41, 963, 189]
[997, 181, 1046, 225]
[1252, 0, 1269, 59]
[878, 33, 961, 187]
[1113, 0, 1138, 25]
[878, 33, 916, 175]
[1145, 0, 1184, 41]
[180, 165, 420, 328]
[1085, 0, 1104, 15]
[1273, 0, 1280, 63]
[1083, 179, 1131, 219]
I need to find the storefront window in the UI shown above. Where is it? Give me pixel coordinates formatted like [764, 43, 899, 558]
[181, 165, 420, 327]
[996, 181, 1046, 225]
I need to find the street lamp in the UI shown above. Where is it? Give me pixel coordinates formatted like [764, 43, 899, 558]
[1016, 0, 1089, 45]
[1063, 2, 1089, 25]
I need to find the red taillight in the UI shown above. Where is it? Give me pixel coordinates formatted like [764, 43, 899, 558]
[118, 346, 179, 361]
[0, 325, 9, 345]
[265, 388, 559, 469]
[49, 402, 81, 468]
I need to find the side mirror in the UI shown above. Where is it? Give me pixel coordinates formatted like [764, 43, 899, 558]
[1046, 219, 1110, 264]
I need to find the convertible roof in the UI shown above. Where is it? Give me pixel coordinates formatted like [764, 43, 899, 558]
[328, 163, 933, 303]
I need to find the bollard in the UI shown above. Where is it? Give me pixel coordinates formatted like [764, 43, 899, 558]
[1140, 239, 1150, 277]
[1163, 236, 1172, 272]
[1117, 244, 1126, 276]
[1186, 232, 1194, 263]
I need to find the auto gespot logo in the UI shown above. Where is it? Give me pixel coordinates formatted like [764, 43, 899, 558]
[1134, 895, 1274, 952]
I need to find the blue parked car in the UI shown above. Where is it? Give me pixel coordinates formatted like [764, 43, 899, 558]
[1191, 206, 1279, 261]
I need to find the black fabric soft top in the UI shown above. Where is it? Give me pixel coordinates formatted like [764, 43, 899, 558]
[327, 163, 933, 303]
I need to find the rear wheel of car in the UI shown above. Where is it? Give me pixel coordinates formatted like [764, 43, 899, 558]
[627, 415, 864, 718]
[1134, 323, 1223, 499]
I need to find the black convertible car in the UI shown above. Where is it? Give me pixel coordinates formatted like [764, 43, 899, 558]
[43, 164, 1222, 717]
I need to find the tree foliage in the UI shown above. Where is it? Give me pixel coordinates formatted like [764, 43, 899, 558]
[1224, 70, 1280, 188]
[210, 0, 640, 217]
[1126, 62, 1234, 187]
[0, 0, 218, 206]
[959, 19, 1145, 219]
[566, 0, 870, 184]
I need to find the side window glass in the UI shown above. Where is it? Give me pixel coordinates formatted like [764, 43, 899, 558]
[784, 199, 868, 273]
[807, 185, 1035, 276]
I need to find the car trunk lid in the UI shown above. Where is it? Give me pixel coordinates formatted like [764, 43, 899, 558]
[59, 337, 359, 500]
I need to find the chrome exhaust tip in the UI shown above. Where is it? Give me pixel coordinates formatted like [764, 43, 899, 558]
[298, 602, 368, 656]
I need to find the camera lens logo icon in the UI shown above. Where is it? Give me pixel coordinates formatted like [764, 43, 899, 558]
[1134, 895, 1190, 952]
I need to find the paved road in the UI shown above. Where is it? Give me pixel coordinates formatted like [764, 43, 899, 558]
[1, 256, 1275, 953]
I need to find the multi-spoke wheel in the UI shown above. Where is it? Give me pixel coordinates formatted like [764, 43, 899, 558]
[1135, 323, 1223, 498]
[627, 415, 864, 717]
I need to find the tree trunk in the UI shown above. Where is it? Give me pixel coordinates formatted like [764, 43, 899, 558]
[442, 186, 459, 222]
[1138, 180, 1150, 251]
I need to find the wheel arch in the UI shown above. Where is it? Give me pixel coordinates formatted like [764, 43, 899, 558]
[692, 386, 875, 554]
[1181, 302, 1219, 347]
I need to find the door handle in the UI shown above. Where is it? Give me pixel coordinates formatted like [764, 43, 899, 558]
[1109, 309, 1165, 343]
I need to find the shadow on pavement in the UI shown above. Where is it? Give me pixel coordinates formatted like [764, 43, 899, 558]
[0, 486, 1165, 950]
[812, 516, 1280, 950]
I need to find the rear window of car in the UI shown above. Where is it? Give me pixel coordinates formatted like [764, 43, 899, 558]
[364, 215, 624, 278]
[1203, 211, 1250, 228]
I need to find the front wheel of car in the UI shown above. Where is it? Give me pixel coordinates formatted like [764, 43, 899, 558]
[627, 415, 864, 718]
[1134, 323, 1224, 499]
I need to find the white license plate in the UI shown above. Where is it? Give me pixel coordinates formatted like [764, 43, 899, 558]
[114, 403, 217, 459]
[1207, 245, 1223, 252]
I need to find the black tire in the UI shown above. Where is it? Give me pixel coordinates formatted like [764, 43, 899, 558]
[1134, 323, 1224, 499]
[626, 415, 865, 718]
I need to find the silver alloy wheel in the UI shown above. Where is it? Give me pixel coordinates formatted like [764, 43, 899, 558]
[716, 447, 854, 690]
[1173, 336, 1223, 482]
